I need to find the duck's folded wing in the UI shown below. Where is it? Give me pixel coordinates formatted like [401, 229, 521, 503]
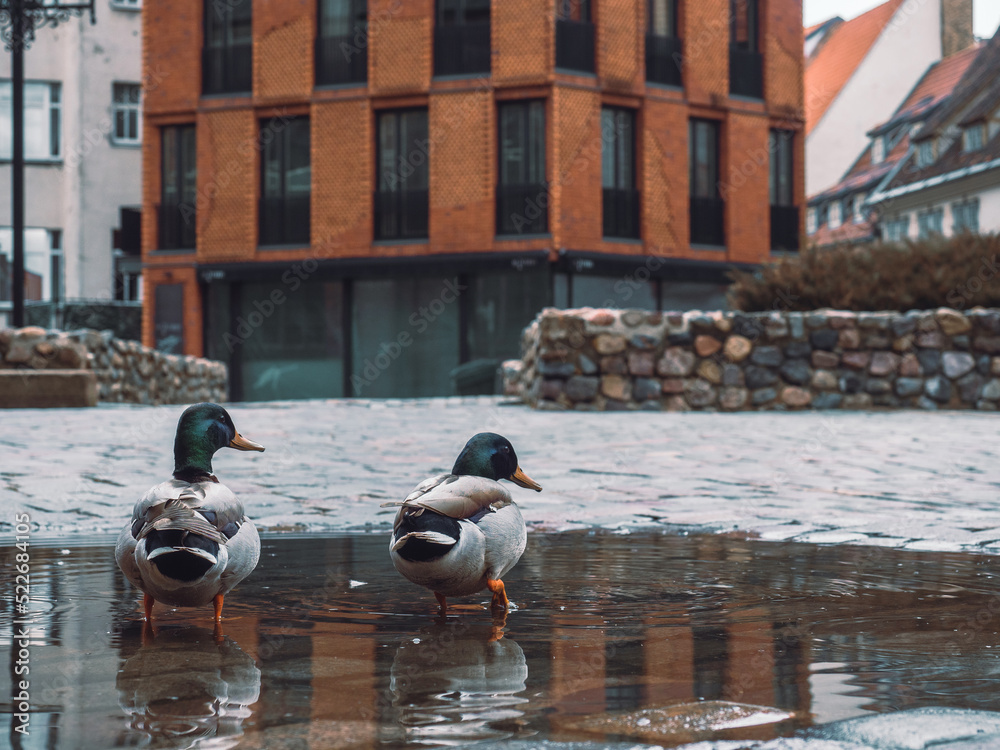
[382, 475, 512, 523]
[128, 480, 247, 542]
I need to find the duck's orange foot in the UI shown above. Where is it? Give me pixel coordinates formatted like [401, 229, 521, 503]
[143, 593, 155, 623]
[213, 594, 224, 623]
[486, 578, 509, 611]
[435, 591, 447, 613]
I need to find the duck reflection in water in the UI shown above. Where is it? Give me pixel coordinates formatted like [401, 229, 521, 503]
[116, 625, 260, 749]
[386, 613, 529, 745]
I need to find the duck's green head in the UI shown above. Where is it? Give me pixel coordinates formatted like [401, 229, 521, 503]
[173, 402, 264, 480]
[451, 432, 542, 491]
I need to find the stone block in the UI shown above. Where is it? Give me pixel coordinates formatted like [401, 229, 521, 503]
[956, 373, 983, 403]
[869, 351, 900, 377]
[865, 378, 891, 395]
[632, 378, 662, 402]
[697, 359, 722, 384]
[745, 366, 778, 389]
[811, 370, 838, 390]
[600, 356, 628, 375]
[982, 379, 1000, 400]
[784, 341, 812, 359]
[719, 387, 748, 410]
[750, 345, 783, 367]
[779, 359, 811, 385]
[942, 351, 975, 379]
[664, 395, 688, 411]
[684, 379, 716, 407]
[601, 375, 631, 401]
[694, 335, 722, 357]
[894, 378, 924, 397]
[974, 335, 1000, 354]
[0, 370, 98, 408]
[811, 350, 839, 369]
[627, 351, 655, 377]
[812, 392, 843, 409]
[935, 307, 971, 335]
[594, 333, 627, 355]
[721, 364, 744, 387]
[838, 329, 861, 349]
[782, 387, 811, 407]
[841, 351, 871, 370]
[809, 329, 839, 351]
[661, 378, 685, 394]
[924, 376, 952, 403]
[841, 393, 873, 410]
[915, 331, 947, 349]
[751, 387, 777, 405]
[898, 353, 921, 377]
[565, 376, 600, 402]
[917, 349, 941, 374]
[656, 347, 696, 377]
[723, 335, 753, 362]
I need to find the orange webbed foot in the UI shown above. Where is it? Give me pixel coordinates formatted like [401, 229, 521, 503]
[213, 594, 225, 623]
[486, 579, 509, 611]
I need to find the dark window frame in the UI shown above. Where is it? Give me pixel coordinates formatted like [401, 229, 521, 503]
[555, 0, 595, 73]
[729, 0, 762, 98]
[159, 124, 197, 250]
[434, 0, 491, 77]
[259, 116, 312, 247]
[497, 99, 548, 235]
[689, 118, 724, 246]
[601, 107, 640, 239]
[316, 0, 368, 86]
[202, 0, 253, 95]
[375, 108, 430, 241]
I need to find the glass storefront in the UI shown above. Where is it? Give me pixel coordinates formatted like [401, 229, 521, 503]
[351, 276, 461, 398]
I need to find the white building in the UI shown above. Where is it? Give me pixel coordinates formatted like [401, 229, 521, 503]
[805, 0, 975, 197]
[869, 25, 1000, 242]
[0, 1, 143, 328]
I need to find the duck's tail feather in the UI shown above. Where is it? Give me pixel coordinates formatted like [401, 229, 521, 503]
[391, 531, 457, 551]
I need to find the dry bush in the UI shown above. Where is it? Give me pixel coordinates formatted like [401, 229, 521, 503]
[727, 234, 1000, 312]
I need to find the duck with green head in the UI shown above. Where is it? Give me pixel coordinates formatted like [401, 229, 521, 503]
[383, 433, 542, 613]
[115, 403, 265, 624]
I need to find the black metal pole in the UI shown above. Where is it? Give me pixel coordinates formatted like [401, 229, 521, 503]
[10, 0, 25, 328]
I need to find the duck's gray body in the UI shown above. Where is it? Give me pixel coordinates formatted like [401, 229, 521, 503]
[115, 479, 260, 608]
[388, 474, 527, 598]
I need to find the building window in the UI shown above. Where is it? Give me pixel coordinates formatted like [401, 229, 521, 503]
[952, 198, 980, 234]
[316, 0, 368, 86]
[259, 117, 311, 246]
[0, 227, 58, 302]
[556, 0, 595, 73]
[829, 200, 842, 229]
[203, 0, 252, 95]
[871, 135, 885, 164]
[601, 108, 639, 239]
[916, 207, 943, 239]
[111, 0, 141, 9]
[0, 81, 60, 160]
[768, 130, 794, 207]
[434, 0, 491, 77]
[806, 206, 817, 235]
[497, 101, 547, 235]
[853, 193, 867, 224]
[963, 124, 985, 152]
[375, 109, 429, 241]
[916, 140, 935, 167]
[112, 83, 142, 145]
[769, 129, 798, 251]
[159, 125, 197, 250]
[730, 0, 762, 98]
[690, 119, 724, 246]
[646, 0, 682, 87]
[883, 215, 909, 242]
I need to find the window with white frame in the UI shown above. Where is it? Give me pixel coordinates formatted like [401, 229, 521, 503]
[853, 193, 866, 223]
[0, 81, 61, 160]
[111, 0, 141, 8]
[952, 198, 980, 234]
[829, 199, 842, 229]
[963, 124, 984, 152]
[806, 206, 817, 235]
[883, 215, 909, 242]
[917, 207, 944, 238]
[871, 135, 885, 164]
[112, 83, 142, 144]
[916, 140, 935, 168]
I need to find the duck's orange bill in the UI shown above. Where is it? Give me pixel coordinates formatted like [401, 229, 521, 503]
[230, 432, 265, 452]
[510, 466, 542, 491]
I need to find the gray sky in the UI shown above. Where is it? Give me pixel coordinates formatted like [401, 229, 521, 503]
[804, 0, 1000, 38]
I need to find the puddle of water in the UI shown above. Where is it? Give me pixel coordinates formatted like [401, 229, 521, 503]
[3, 532, 1000, 748]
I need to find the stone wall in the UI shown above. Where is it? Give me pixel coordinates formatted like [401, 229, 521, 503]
[503, 308, 1000, 411]
[0, 327, 227, 405]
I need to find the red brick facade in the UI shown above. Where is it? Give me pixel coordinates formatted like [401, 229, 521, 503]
[142, 0, 805, 357]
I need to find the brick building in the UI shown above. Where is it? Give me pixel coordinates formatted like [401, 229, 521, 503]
[142, 0, 805, 400]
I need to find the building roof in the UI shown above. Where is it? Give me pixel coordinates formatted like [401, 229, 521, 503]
[808, 42, 987, 247]
[805, 0, 905, 136]
[880, 28, 1000, 196]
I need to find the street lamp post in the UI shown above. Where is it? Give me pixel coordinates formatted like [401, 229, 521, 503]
[1, 0, 95, 328]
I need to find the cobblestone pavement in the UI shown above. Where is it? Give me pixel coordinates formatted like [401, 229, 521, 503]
[3, 397, 1000, 553]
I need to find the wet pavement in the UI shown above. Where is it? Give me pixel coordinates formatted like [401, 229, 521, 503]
[5, 532, 1000, 748]
[5, 399, 1000, 748]
[2, 398, 1000, 554]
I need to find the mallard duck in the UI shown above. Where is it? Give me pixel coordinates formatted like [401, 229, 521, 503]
[383, 433, 542, 612]
[115, 403, 264, 623]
